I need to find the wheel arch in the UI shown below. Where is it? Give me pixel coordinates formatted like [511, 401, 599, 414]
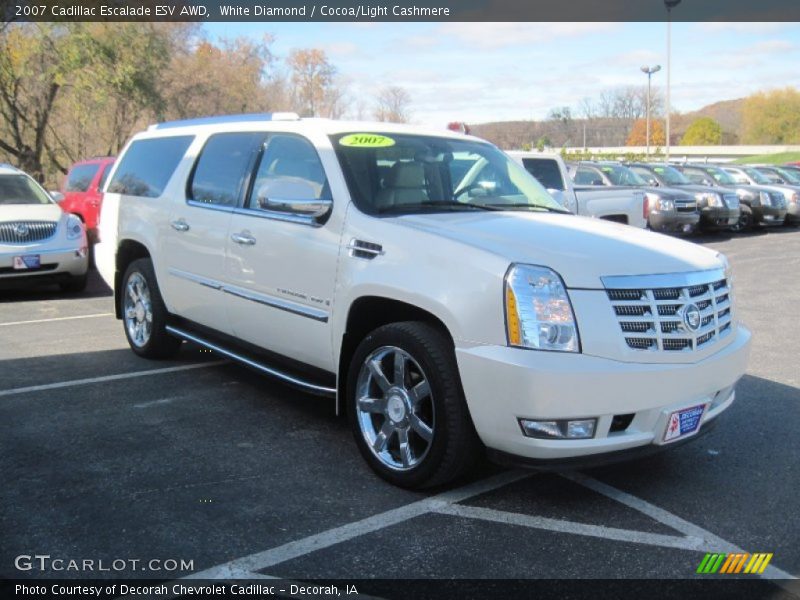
[336, 296, 454, 415]
[114, 239, 152, 319]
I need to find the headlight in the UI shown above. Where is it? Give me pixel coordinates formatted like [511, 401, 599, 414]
[65, 214, 84, 240]
[650, 195, 674, 211]
[504, 264, 580, 352]
[791, 192, 799, 205]
[696, 192, 723, 208]
[759, 191, 771, 206]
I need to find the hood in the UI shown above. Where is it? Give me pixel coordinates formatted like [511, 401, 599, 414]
[671, 183, 722, 195]
[0, 203, 63, 223]
[392, 212, 723, 289]
[639, 186, 695, 201]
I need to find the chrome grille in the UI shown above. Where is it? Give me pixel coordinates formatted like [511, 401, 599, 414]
[0, 221, 58, 244]
[770, 192, 786, 208]
[723, 194, 739, 209]
[675, 198, 697, 213]
[605, 275, 733, 352]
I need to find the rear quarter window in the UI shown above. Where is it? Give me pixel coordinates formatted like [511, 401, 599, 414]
[65, 164, 100, 192]
[108, 136, 194, 198]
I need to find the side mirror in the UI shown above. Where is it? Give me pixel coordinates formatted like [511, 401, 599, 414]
[50, 191, 65, 203]
[256, 180, 331, 219]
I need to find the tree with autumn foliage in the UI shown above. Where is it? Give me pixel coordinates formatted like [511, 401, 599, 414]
[741, 87, 800, 144]
[626, 118, 665, 146]
[680, 117, 722, 145]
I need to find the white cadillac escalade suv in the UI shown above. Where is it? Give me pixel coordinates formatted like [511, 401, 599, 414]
[96, 114, 751, 489]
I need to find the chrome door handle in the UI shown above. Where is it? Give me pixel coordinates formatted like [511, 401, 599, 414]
[231, 232, 256, 245]
[170, 219, 190, 232]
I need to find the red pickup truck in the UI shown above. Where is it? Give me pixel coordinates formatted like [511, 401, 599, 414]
[59, 157, 115, 243]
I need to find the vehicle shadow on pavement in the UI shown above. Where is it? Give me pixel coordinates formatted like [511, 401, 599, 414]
[0, 268, 111, 303]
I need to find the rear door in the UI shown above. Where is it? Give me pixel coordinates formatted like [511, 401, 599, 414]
[163, 132, 265, 333]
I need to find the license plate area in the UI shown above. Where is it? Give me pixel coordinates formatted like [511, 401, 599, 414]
[13, 255, 41, 270]
[663, 403, 706, 443]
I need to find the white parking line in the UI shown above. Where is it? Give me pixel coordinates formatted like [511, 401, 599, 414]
[184, 470, 531, 579]
[0, 361, 227, 398]
[564, 472, 799, 584]
[0, 313, 114, 327]
[434, 503, 705, 551]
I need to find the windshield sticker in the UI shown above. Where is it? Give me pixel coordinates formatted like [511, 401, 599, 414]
[654, 167, 665, 173]
[339, 134, 396, 148]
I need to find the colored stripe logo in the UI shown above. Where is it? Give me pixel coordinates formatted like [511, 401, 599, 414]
[697, 553, 773, 574]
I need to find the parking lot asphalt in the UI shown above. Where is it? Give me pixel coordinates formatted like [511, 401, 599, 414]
[1, 227, 799, 591]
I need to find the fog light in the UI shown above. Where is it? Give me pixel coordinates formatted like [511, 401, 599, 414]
[519, 418, 597, 440]
[76, 247, 88, 258]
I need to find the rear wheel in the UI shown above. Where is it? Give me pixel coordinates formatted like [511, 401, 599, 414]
[347, 321, 482, 489]
[121, 258, 182, 359]
[730, 204, 752, 233]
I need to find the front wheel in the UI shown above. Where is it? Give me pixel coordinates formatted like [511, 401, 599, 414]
[347, 321, 482, 489]
[121, 258, 182, 359]
[730, 204, 752, 233]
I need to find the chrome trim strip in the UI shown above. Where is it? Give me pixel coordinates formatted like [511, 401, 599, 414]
[168, 268, 223, 290]
[223, 284, 329, 323]
[168, 268, 328, 322]
[601, 268, 726, 290]
[233, 207, 320, 227]
[186, 199, 236, 213]
[165, 325, 336, 396]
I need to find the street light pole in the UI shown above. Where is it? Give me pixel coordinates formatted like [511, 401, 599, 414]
[640, 65, 661, 157]
[665, 0, 681, 160]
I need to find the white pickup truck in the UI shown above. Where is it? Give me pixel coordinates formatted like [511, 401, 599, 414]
[507, 151, 647, 228]
[96, 115, 750, 489]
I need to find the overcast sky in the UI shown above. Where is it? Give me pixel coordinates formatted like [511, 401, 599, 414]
[204, 22, 800, 127]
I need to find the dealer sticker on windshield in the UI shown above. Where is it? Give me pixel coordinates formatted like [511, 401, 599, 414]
[339, 133, 396, 148]
[664, 403, 706, 442]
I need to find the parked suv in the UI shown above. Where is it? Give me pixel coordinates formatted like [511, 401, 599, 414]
[675, 164, 787, 232]
[720, 165, 787, 229]
[749, 165, 800, 225]
[568, 161, 700, 235]
[59, 157, 115, 243]
[626, 163, 739, 232]
[0, 164, 89, 291]
[96, 115, 751, 489]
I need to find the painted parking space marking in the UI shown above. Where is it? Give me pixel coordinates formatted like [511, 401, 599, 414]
[563, 472, 798, 585]
[0, 360, 227, 398]
[434, 503, 705, 551]
[184, 470, 531, 579]
[0, 312, 114, 327]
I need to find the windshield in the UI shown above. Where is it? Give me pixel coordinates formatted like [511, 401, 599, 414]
[332, 133, 565, 215]
[651, 165, 691, 185]
[597, 164, 647, 186]
[742, 167, 771, 185]
[0, 174, 53, 205]
[702, 167, 736, 185]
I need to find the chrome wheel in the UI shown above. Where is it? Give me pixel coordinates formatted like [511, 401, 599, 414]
[355, 346, 435, 471]
[124, 272, 153, 348]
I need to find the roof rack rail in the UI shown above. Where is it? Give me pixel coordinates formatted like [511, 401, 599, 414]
[149, 112, 301, 131]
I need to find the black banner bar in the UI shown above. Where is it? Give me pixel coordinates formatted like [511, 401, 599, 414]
[3, 0, 800, 23]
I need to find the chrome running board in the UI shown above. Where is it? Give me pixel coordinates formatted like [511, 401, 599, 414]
[165, 325, 336, 397]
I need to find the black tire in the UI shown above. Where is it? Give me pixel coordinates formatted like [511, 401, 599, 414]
[730, 204, 752, 233]
[347, 321, 482, 489]
[121, 258, 182, 359]
[59, 273, 87, 293]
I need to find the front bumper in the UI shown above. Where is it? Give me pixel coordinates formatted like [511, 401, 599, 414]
[751, 204, 786, 226]
[785, 202, 800, 224]
[0, 244, 88, 287]
[648, 211, 700, 234]
[455, 325, 751, 462]
[700, 206, 739, 230]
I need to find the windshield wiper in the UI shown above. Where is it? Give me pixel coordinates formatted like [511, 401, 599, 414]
[377, 201, 501, 214]
[483, 203, 571, 214]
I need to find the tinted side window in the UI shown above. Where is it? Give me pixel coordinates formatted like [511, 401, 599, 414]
[190, 132, 265, 207]
[247, 134, 330, 210]
[65, 164, 100, 192]
[521, 158, 564, 191]
[108, 136, 193, 198]
[574, 166, 601, 185]
[98, 164, 113, 191]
